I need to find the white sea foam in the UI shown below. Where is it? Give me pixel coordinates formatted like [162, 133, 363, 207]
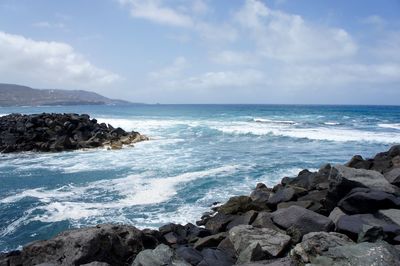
[1, 165, 239, 225]
[324, 122, 340, 125]
[378, 123, 400, 130]
[210, 122, 400, 143]
[253, 118, 296, 125]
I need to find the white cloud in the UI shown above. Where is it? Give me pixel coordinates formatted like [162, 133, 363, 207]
[234, 0, 357, 61]
[32, 21, 66, 29]
[149, 56, 187, 79]
[119, 0, 193, 27]
[361, 15, 386, 28]
[211, 50, 257, 65]
[0, 31, 121, 88]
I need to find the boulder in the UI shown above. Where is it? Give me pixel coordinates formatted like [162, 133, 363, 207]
[229, 225, 291, 263]
[267, 188, 296, 207]
[251, 212, 284, 233]
[218, 196, 268, 215]
[291, 232, 354, 264]
[131, 244, 190, 266]
[175, 246, 203, 265]
[345, 155, 372, 169]
[271, 206, 334, 236]
[338, 188, 400, 214]
[311, 241, 400, 265]
[226, 210, 258, 231]
[204, 212, 235, 234]
[384, 168, 400, 187]
[197, 248, 235, 266]
[193, 232, 227, 250]
[379, 209, 400, 227]
[250, 183, 272, 203]
[327, 165, 398, 207]
[0, 224, 160, 266]
[236, 257, 296, 266]
[328, 207, 345, 227]
[336, 213, 400, 243]
[277, 200, 313, 210]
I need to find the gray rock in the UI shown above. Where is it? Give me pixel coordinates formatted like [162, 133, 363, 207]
[267, 188, 296, 207]
[236, 256, 296, 266]
[80, 262, 111, 266]
[0, 224, 160, 266]
[251, 212, 284, 233]
[271, 206, 334, 236]
[229, 225, 291, 263]
[336, 213, 400, 242]
[218, 196, 268, 215]
[277, 200, 313, 210]
[310, 241, 400, 266]
[198, 248, 235, 266]
[357, 224, 384, 242]
[328, 207, 345, 227]
[291, 232, 354, 264]
[379, 208, 400, 226]
[345, 155, 372, 169]
[384, 168, 400, 186]
[330, 165, 398, 196]
[132, 244, 173, 266]
[250, 184, 272, 203]
[338, 188, 400, 214]
[175, 246, 203, 265]
[205, 212, 235, 234]
[226, 210, 258, 231]
[193, 232, 227, 250]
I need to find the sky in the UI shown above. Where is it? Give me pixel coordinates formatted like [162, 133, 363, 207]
[0, 0, 399, 104]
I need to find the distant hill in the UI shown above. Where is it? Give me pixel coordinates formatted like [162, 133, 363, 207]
[0, 83, 133, 107]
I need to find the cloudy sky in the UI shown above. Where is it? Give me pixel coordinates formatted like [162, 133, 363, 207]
[0, 0, 399, 104]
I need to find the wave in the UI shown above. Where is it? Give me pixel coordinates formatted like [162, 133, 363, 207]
[0, 165, 239, 226]
[252, 118, 296, 125]
[378, 123, 400, 130]
[324, 122, 340, 126]
[211, 122, 400, 143]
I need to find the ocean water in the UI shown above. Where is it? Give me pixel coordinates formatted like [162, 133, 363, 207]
[0, 104, 399, 252]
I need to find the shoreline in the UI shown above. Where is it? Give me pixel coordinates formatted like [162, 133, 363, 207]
[1, 145, 399, 265]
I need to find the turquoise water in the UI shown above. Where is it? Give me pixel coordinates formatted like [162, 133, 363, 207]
[0, 104, 399, 251]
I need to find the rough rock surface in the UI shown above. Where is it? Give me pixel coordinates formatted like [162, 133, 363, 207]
[291, 232, 354, 263]
[229, 225, 291, 263]
[1, 224, 160, 266]
[271, 206, 334, 235]
[0, 113, 148, 152]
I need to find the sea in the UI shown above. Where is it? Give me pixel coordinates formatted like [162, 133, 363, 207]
[0, 104, 399, 252]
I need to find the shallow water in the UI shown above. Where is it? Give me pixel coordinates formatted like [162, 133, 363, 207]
[0, 104, 399, 251]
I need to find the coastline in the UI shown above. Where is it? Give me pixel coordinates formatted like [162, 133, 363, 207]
[1, 144, 399, 265]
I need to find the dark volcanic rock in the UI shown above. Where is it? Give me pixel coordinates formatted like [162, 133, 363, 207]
[338, 188, 400, 214]
[271, 206, 334, 236]
[218, 196, 268, 215]
[0, 224, 161, 266]
[0, 113, 147, 153]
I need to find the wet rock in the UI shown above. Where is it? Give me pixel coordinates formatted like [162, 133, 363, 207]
[271, 206, 334, 236]
[229, 225, 291, 263]
[338, 188, 400, 214]
[291, 232, 354, 264]
[0, 224, 160, 266]
[311, 241, 400, 266]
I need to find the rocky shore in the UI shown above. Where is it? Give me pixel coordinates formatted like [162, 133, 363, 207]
[1, 146, 400, 265]
[0, 113, 148, 153]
